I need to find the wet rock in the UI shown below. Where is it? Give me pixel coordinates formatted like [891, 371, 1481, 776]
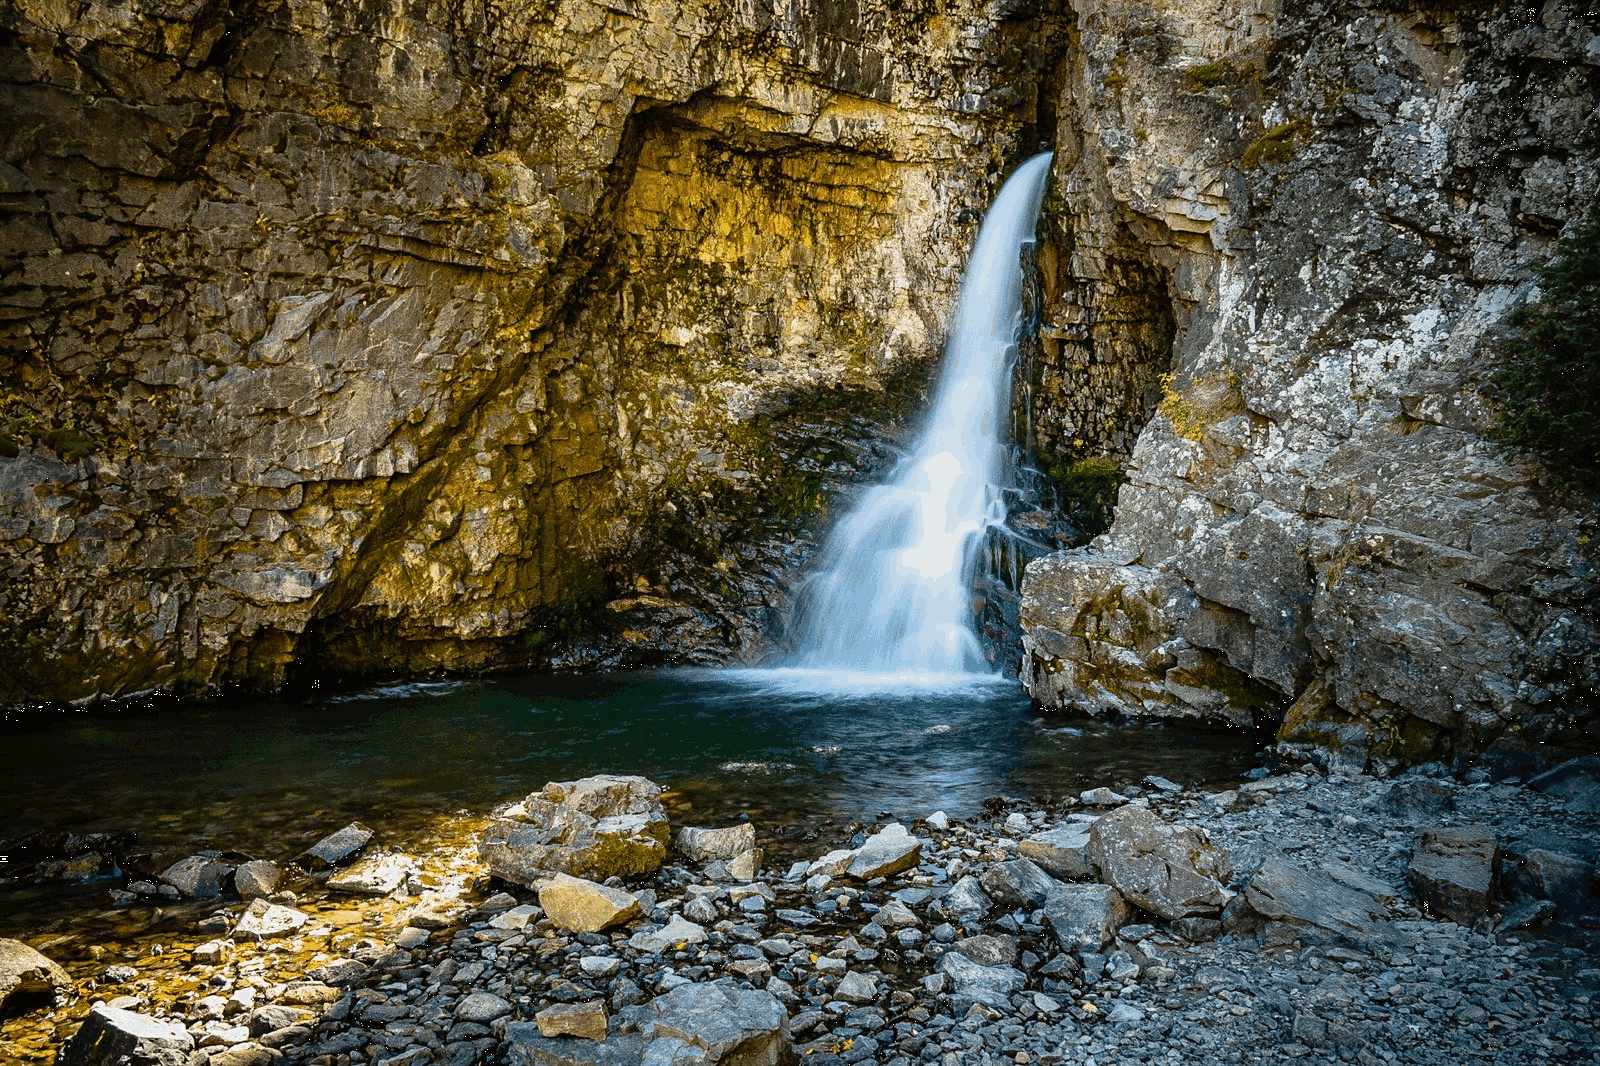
[457, 991, 514, 1023]
[1245, 851, 1399, 947]
[0, 938, 71, 1012]
[643, 978, 796, 1065]
[1018, 825, 1093, 881]
[57, 1004, 194, 1066]
[539, 873, 644, 933]
[536, 1000, 609, 1040]
[235, 899, 308, 940]
[192, 939, 231, 965]
[301, 823, 374, 868]
[1081, 788, 1128, 806]
[1042, 883, 1132, 952]
[1528, 756, 1600, 812]
[846, 823, 921, 880]
[978, 857, 1057, 908]
[233, 860, 282, 899]
[489, 903, 543, 931]
[1407, 825, 1498, 923]
[951, 933, 1018, 968]
[306, 958, 370, 986]
[158, 853, 234, 899]
[938, 951, 1025, 1009]
[675, 824, 756, 863]
[506, 1028, 644, 1065]
[480, 775, 670, 886]
[628, 914, 708, 954]
[1087, 805, 1233, 919]
[326, 853, 413, 895]
[1495, 898, 1558, 933]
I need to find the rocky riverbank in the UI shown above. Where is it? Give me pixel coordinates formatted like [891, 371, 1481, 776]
[3, 757, 1597, 1066]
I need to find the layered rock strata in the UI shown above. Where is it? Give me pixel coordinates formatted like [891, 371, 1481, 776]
[0, 0, 1065, 699]
[1021, 1, 1600, 766]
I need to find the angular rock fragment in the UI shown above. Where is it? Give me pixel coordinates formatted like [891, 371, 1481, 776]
[1018, 824, 1093, 881]
[233, 860, 282, 899]
[846, 823, 921, 880]
[727, 848, 763, 882]
[1245, 851, 1401, 947]
[505, 1027, 644, 1065]
[938, 951, 1026, 1008]
[1407, 825, 1497, 923]
[628, 914, 708, 954]
[301, 822, 374, 868]
[537, 1000, 609, 1040]
[951, 933, 1018, 967]
[978, 857, 1057, 908]
[539, 873, 643, 933]
[0, 938, 71, 1012]
[642, 978, 796, 1065]
[1520, 848, 1595, 915]
[57, 1004, 194, 1066]
[1087, 804, 1233, 919]
[457, 991, 514, 1022]
[940, 875, 992, 923]
[235, 899, 308, 940]
[480, 775, 670, 886]
[326, 853, 413, 895]
[834, 970, 878, 1003]
[675, 824, 756, 863]
[1042, 883, 1132, 952]
[1528, 755, 1600, 812]
[306, 959, 369, 987]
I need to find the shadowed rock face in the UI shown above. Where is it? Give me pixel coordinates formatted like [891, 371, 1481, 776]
[0, 0, 1068, 701]
[1020, 1, 1599, 767]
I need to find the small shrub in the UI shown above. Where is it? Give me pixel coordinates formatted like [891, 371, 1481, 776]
[1491, 203, 1600, 487]
[1183, 60, 1231, 91]
[1241, 120, 1306, 170]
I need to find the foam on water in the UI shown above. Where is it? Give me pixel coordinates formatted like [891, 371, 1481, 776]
[781, 153, 1054, 675]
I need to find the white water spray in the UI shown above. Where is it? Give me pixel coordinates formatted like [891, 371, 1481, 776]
[784, 152, 1053, 676]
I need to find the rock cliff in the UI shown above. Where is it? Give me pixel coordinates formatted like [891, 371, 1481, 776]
[0, 0, 1065, 699]
[1020, 0, 1599, 767]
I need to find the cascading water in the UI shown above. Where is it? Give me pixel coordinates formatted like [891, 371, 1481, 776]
[783, 152, 1054, 677]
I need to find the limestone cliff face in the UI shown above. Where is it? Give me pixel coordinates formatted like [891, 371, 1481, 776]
[0, 0, 1067, 699]
[1020, 1, 1599, 767]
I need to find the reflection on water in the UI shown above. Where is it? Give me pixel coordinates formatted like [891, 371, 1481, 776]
[0, 668, 1260, 918]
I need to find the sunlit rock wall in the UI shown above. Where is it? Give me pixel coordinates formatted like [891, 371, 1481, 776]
[1020, 0, 1600, 767]
[0, 0, 1068, 699]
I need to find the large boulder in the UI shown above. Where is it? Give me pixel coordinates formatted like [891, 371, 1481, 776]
[642, 978, 797, 1065]
[480, 775, 671, 886]
[57, 1005, 194, 1066]
[1086, 805, 1233, 919]
[0, 938, 71, 1012]
[1245, 851, 1403, 948]
[1407, 825, 1498, 923]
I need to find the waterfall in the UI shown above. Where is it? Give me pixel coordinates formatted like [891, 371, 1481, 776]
[784, 152, 1054, 677]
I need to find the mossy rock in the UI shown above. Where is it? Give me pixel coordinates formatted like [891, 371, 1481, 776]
[1241, 120, 1308, 170]
[42, 427, 91, 461]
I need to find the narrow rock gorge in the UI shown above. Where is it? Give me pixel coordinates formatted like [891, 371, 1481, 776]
[2, 0, 1596, 771]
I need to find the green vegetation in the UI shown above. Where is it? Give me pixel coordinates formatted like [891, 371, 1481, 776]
[1491, 203, 1600, 487]
[1240, 120, 1307, 170]
[1158, 369, 1244, 441]
[1, 399, 93, 462]
[1044, 454, 1126, 537]
[1182, 59, 1233, 91]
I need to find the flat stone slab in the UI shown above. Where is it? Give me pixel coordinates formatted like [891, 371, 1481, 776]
[58, 1004, 194, 1066]
[536, 1000, 609, 1040]
[326, 854, 413, 895]
[301, 823, 373, 868]
[1246, 851, 1405, 948]
[628, 914, 708, 954]
[235, 899, 308, 940]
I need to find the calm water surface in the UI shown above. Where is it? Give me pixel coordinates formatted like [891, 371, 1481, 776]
[0, 668, 1260, 931]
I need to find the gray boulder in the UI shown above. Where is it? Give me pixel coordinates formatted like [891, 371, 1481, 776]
[940, 875, 992, 924]
[978, 857, 1057, 909]
[1018, 825, 1093, 880]
[641, 978, 797, 1065]
[1245, 851, 1402, 947]
[57, 1004, 194, 1066]
[1086, 804, 1233, 919]
[1407, 825, 1498, 923]
[951, 933, 1018, 967]
[481, 775, 670, 886]
[233, 860, 282, 899]
[1042, 883, 1132, 952]
[937, 951, 1026, 1009]
[0, 938, 71, 1012]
